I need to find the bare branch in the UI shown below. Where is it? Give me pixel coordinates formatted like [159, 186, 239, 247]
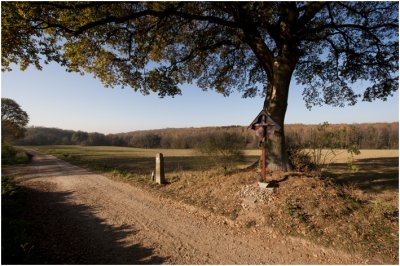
[33, 5, 239, 36]
[34, 2, 109, 10]
[173, 40, 235, 66]
[296, 2, 327, 34]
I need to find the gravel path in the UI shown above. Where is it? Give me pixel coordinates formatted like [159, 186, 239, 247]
[3, 151, 370, 264]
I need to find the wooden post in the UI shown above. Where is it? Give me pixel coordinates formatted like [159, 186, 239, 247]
[155, 153, 165, 184]
[262, 144, 266, 181]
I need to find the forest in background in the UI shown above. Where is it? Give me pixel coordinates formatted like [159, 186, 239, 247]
[16, 122, 399, 150]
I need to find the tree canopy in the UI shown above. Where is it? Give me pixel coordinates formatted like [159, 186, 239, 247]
[2, 2, 398, 104]
[1, 98, 29, 143]
[2, 1, 398, 171]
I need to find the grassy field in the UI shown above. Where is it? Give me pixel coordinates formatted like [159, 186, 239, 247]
[18, 145, 399, 263]
[23, 145, 399, 197]
[25, 145, 399, 161]
[244, 148, 399, 163]
[26, 145, 398, 171]
[25, 145, 260, 174]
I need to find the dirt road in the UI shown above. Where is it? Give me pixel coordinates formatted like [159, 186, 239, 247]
[3, 152, 370, 264]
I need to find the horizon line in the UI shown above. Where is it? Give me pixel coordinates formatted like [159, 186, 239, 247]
[26, 121, 400, 135]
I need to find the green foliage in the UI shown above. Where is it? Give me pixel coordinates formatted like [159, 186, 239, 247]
[2, 142, 17, 159]
[2, 175, 22, 195]
[1, 98, 29, 143]
[1, 2, 398, 105]
[1, 143, 31, 166]
[347, 144, 361, 172]
[2, 2, 397, 172]
[1, 176, 35, 264]
[71, 131, 89, 145]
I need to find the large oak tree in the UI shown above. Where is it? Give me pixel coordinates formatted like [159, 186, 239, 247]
[2, 1, 398, 171]
[1, 98, 29, 143]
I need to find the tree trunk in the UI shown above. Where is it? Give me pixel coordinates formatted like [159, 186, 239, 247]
[263, 55, 296, 172]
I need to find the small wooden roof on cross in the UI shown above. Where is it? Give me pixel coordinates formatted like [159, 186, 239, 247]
[248, 110, 280, 130]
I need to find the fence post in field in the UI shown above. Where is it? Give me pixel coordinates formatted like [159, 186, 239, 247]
[155, 153, 165, 184]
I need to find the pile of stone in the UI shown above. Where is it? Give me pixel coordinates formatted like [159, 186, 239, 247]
[238, 184, 275, 209]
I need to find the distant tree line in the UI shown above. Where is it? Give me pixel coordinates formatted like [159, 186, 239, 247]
[16, 122, 398, 150]
[16, 127, 127, 147]
[285, 123, 399, 150]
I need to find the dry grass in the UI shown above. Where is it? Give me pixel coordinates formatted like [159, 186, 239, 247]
[131, 168, 399, 263]
[322, 149, 398, 163]
[27, 145, 198, 157]
[326, 154, 398, 198]
[244, 149, 398, 163]
[24, 145, 258, 174]
[28, 145, 397, 159]
[264, 175, 398, 263]
[23, 145, 399, 263]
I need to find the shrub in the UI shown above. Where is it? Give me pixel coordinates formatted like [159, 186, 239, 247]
[2, 143, 31, 166]
[287, 146, 316, 172]
[2, 142, 17, 160]
[195, 132, 245, 173]
[288, 122, 361, 173]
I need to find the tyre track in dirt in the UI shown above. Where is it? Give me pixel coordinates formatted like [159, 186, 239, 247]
[3, 151, 371, 264]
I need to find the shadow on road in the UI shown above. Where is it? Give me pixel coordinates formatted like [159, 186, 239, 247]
[14, 185, 167, 264]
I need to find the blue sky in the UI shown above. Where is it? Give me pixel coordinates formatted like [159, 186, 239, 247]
[1, 63, 398, 134]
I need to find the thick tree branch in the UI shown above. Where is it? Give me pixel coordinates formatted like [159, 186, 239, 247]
[33, 5, 239, 36]
[230, 4, 274, 79]
[36, 2, 109, 10]
[296, 2, 328, 36]
[171, 10, 237, 28]
[322, 22, 398, 32]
